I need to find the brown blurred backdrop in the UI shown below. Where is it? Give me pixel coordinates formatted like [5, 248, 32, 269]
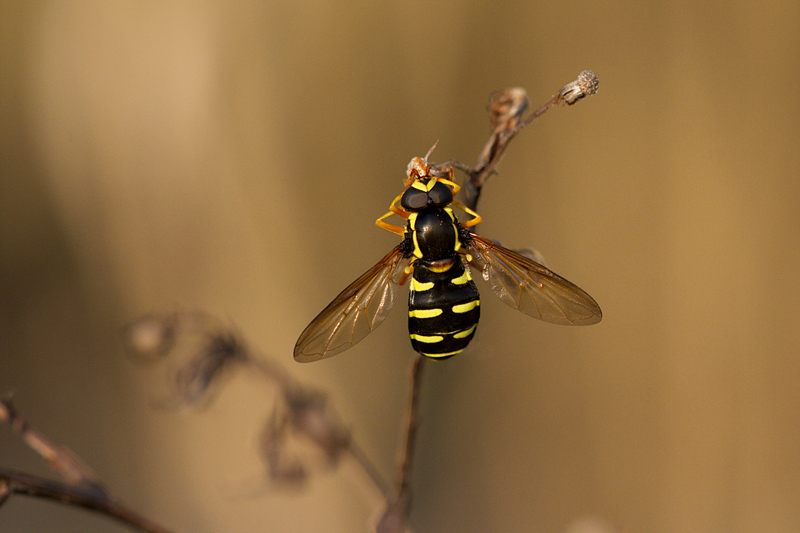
[2, 1, 799, 532]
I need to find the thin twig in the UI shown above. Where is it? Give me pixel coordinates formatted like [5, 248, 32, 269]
[377, 355, 426, 533]
[0, 468, 175, 533]
[0, 394, 106, 495]
[397, 355, 425, 501]
[0, 395, 175, 533]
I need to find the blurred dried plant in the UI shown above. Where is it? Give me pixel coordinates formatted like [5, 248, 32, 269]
[122, 310, 387, 499]
[0, 393, 107, 497]
[123, 310, 249, 409]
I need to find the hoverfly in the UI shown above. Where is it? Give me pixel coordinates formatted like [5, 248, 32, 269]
[294, 153, 601, 362]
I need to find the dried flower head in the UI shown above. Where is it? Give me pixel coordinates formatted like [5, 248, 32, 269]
[559, 70, 599, 105]
[121, 313, 178, 361]
[123, 311, 253, 408]
[487, 87, 529, 131]
[169, 331, 249, 406]
[257, 386, 350, 488]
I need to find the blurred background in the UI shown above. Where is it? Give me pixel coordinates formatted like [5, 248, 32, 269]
[2, 1, 799, 532]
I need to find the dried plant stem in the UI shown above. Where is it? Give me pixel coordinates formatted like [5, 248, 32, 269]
[0, 396, 176, 533]
[378, 355, 426, 533]
[0, 395, 105, 494]
[0, 468, 175, 533]
[0, 468, 170, 533]
[397, 355, 425, 501]
[247, 357, 391, 500]
[453, 70, 599, 211]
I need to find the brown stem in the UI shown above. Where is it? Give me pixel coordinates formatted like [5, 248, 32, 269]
[0, 468, 175, 533]
[398, 355, 425, 499]
[0, 395, 105, 494]
[377, 355, 426, 533]
[0, 396, 176, 532]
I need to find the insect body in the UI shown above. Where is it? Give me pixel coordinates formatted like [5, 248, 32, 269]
[402, 177, 480, 358]
[294, 156, 601, 362]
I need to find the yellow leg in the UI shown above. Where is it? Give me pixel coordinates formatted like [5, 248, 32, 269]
[376, 211, 405, 235]
[437, 177, 461, 196]
[451, 200, 482, 228]
[375, 192, 411, 236]
[390, 203, 407, 217]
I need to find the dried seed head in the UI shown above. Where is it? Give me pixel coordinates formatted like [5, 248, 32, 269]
[121, 314, 177, 360]
[487, 87, 529, 130]
[267, 458, 308, 486]
[284, 388, 350, 462]
[170, 332, 247, 406]
[559, 70, 599, 105]
[406, 156, 428, 175]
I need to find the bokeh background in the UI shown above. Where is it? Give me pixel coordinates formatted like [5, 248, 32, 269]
[2, 1, 799, 532]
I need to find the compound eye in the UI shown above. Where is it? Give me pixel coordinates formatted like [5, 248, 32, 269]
[400, 187, 428, 211]
[427, 180, 453, 207]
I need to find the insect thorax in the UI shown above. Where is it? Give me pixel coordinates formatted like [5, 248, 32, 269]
[407, 209, 462, 261]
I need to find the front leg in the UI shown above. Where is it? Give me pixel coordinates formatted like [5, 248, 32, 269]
[376, 192, 412, 236]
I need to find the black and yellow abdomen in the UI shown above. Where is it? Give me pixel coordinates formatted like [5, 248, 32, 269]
[405, 205, 481, 359]
[408, 259, 480, 358]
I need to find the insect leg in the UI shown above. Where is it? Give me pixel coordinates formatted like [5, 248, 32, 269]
[437, 176, 461, 196]
[376, 192, 411, 236]
[451, 200, 482, 228]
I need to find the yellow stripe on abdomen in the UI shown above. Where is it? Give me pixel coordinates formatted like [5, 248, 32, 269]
[409, 308, 443, 319]
[421, 349, 465, 358]
[410, 333, 445, 343]
[450, 268, 473, 285]
[411, 278, 435, 292]
[452, 300, 480, 314]
[453, 324, 478, 339]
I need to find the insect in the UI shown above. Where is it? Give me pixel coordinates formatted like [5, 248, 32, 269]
[294, 153, 602, 362]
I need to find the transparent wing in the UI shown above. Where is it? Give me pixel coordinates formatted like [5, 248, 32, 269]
[294, 245, 410, 362]
[466, 233, 602, 325]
